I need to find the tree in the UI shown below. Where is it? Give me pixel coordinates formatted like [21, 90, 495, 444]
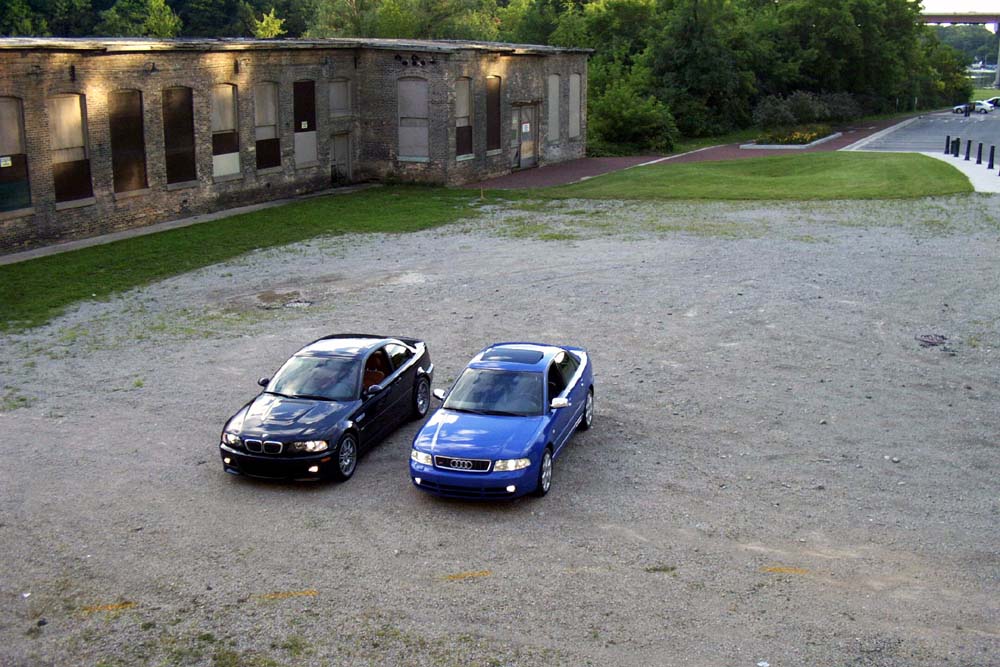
[644, 0, 757, 136]
[95, 0, 181, 36]
[0, 0, 50, 35]
[252, 7, 286, 37]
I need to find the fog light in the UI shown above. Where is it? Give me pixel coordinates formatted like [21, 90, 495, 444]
[506, 485, 516, 493]
[307, 465, 319, 473]
[223, 457, 231, 465]
[414, 477, 422, 485]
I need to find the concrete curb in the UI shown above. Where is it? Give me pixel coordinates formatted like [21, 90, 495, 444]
[0, 183, 381, 267]
[840, 116, 922, 152]
[919, 151, 1000, 193]
[740, 132, 843, 150]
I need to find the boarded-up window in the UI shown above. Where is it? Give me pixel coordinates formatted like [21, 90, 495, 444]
[211, 84, 240, 177]
[330, 79, 351, 116]
[569, 74, 581, 138]
[47, 93, 93, 202]
[163, 86, 196, 184]
[547, 74, 560, 143]
[398, 77, 429, 159]
[486, 76, 501, 151]
[254, 82, 280, 170]
[109, 90, 148, 193]
[293, 80, 318, 164]
[0, 97, 31, 211]
[455, 78, 472, 157]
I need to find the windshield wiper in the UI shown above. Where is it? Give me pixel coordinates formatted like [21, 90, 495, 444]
[289, 393, 333, 401]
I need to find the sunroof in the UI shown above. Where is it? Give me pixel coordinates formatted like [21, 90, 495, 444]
[482, 348, 545, 364]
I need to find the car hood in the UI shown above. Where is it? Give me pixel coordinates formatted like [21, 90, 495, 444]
[413, 409, 545, 459]
[228, 393, 355, 440]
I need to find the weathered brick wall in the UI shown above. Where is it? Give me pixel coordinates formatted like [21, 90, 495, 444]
[0, 42, 587, 254]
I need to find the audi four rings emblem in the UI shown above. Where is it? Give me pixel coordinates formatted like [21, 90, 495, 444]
[449, 459, 474, 470]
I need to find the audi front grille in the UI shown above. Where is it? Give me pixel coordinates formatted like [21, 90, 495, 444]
[433, 455, 491, 473]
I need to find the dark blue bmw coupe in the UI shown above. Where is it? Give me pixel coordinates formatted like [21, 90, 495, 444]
[409, 342, 593, 499]
[220, 334, 433, 482]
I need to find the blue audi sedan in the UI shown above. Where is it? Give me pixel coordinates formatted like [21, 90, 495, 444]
[410, 342, 593, 499]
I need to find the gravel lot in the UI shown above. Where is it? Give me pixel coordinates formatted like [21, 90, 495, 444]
[1, 194, 999, 667]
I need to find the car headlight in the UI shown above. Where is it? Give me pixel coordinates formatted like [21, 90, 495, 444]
[411, 449, 433, 465]
[493, 458, 531, 471]
[221, 432, 240, 446]
[290, 440, 328, 453]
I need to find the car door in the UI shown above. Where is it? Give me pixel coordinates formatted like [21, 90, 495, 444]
[357, 347, 394, 448]
[546, 356, 576, 455]
[383, 342, 417, 425]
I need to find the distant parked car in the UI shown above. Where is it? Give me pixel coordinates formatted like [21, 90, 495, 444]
[410, 342, 594, 500]
[953, 102, 993, 114]
[220, 334, 433, 482]
[986, 97, 1000, 109]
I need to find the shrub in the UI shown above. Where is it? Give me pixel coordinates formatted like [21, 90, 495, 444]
[786, 91, 829, 123]
[820, 92, 863, 122]
[752, 95, 795, 129]
[589, 79, 679, 153]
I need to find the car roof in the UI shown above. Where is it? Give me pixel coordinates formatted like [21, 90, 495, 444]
[468, 342, 570, 371]
[297, 334, 400, 357]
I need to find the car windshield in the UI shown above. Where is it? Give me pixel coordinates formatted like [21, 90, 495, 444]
[267, 355, 360, 401]
[443, 369, 543, 417]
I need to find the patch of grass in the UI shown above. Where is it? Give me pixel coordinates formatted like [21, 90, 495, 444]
[644, 564, 678, 574]
[0, 186, 498, 332]
[538, 153, 973, 202]
[972, 87, 998, 102]
[276, 634, 311, 657]
[1, 388, 33, 412]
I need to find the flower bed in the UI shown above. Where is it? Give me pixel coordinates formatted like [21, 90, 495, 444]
[757, 124, 833, 145]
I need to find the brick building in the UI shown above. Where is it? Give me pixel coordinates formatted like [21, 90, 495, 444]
[0, 37, 589, 253]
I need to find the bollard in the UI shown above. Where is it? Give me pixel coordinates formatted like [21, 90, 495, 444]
[989, 146, 996, 171]
[953, 138, 960, 157]
[977, 143, 983, 165]
[945, 135, 951, 154]
[965, 139, 971, 161]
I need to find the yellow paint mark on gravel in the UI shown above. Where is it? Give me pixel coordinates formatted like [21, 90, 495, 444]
[257, 590, 319, 600]
[444, 570, 492, 581]
[82, 601, 136, 614]
[762, 566, 810, 575]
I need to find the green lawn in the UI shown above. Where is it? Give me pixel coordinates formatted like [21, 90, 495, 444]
[539, 152, 973, 202]
[0, 186, 492, 332]
[973, 87, 999, 101]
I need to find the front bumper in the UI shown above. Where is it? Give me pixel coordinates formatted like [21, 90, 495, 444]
[409, 460, 536, 500]
[219, 443, 334, 481]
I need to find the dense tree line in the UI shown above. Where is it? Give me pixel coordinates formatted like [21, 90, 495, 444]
[0, 0, 974, 152]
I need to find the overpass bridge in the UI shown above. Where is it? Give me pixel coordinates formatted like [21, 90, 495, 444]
[921, 12, 1000, 88]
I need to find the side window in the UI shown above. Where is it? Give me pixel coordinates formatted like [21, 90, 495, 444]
[253, 82, 280, 170]
[109, 89, 148, 193]
[398, 77, 429, 159]
[569, 73, 581, 138]
[47, 93, 93, 202]
[385, 343, 413, 370]
[363, 348, 392, 390]
[554, 351, 580, 386]
[0, 96, 31, 211]
[162, 86, 196, 184]
[211, 83, 240, 178]
[486, 76, 501, 151]
[330, 78, 351, 117]
[455, 77, 472, 158]
[547, 362, 568, 399]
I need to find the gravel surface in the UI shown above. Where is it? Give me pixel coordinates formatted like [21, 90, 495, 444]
[1, 194, 999, 667]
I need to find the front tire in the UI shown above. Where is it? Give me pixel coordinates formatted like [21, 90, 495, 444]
[411, 376, 431, 420]
[532, 447, 553, 497]
[579, 388, 594, 431]
[330, 432, 358, 482]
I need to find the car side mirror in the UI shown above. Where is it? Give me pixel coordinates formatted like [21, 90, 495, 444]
[365, 384, 384, 397]
[257, 377, 270, 388]
[433, 388, 447, 401]
[550, 397, 570, 410]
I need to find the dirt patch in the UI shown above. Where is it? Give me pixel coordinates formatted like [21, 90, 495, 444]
[0, 194, 998, 666]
